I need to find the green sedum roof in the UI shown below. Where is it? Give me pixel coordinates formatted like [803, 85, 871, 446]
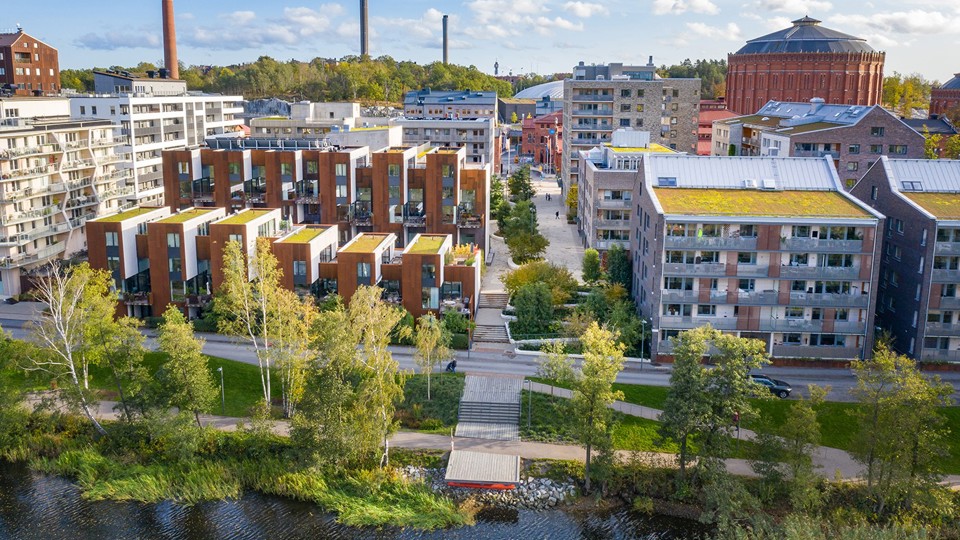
[217, 209, 274, 225]
[407, 235, 447, 254]
[903, 193, 960, 220]
[93, 206, 162, 223]
[157, 208, 217, 224]
[281, 226, 328, 244]
[654, 188, 871, 218]
[341, 234, 391, 253]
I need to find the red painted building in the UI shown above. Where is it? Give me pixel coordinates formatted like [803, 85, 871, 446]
[697, 99, 737, 155]
[726, 17, 884, 115]
[520, 111, 562, 174]
[930, 74, 960, 119]
[0, 28, 60, 96]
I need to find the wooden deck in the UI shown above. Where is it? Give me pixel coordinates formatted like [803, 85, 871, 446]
[461, 375, 523, 404]
[445, 450, 521, 488]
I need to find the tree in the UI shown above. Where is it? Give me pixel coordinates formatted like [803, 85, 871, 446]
[537, 341, 576, 396]
[506, 231, 548, 263]
[582, 248, 602, 282]
[156, 307, 217, 428]
[25, 262, 110, 435]
[605, 244, 631, 291]
[508, 165, 535, 201]
[570, 322, 625, 492]
[213, 238, 286, 411]
[923, 127, 943, 159]
[659, 326, 710, 481]
[0, 328, 30, 455]
[271, 289, 316, 418]
[414, 313, 453, 400]
[565, 184, 578, 217]
[501, 260, 578, 305]
[510, 111, 519, 123]
[945, 134, 960, 160]
[850, 345, 953, 515]
[513, 283, 555, 336]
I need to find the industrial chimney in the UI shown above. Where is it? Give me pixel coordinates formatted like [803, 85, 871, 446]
[442, 15, 449, 64]
[162, 0, 179, 79]
[360, 0, 369, 56]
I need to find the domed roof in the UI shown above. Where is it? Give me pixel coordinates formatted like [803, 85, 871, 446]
[515, 80, 563, 100]
[736, 16, 876, 55]
[942, 74, 960, 90]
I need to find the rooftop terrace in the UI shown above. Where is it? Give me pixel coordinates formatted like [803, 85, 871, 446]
[654, 188, 871, 218]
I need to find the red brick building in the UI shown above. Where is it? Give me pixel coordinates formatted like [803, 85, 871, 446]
[697, 99, 737, 155]
[930, 74, 960, 120]
[520, 111, 562, 174]
[0, 29, 59, 96]
[726, 17, 884, 115]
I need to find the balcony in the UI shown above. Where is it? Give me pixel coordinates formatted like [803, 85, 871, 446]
[594, 218, 631, 229]
[69, 213, 97, 228]
[772, 345, 861, 359]
[65, 195, 98, 209]
[659, 315, 738, 331]
[572, 109, 614, 117]
[920, 348, 960, 362]
[793, 150, 840, 159]
[595, 240, 629, 250]
[0, 143, 61, 160]
[925, 322, 960, 337]
[597, 198, 632, 209]
[736, 290, 779, 305]
[349, 201, 373, 226]
[663, 235, 758, 250]
[779, 265, 860, 280]
[934, 241, 960, 256]
[185, 294, 213, 307]
[0, 186, 34, 203]
[122, 292, 151, 306]
[1, 164, 53, 180]
[932, 268, 960, 282]
[571, 124, 614, 131]
[457, 204, 483, 228]
[0, 203, 60, 226]
[736, 264, 769, 278]
[403, 202, 426, 226]
[662, 262, 725, 275]
[571, 137, 609, 145]
[0, 242, 67, 269]
[61, 159, 95, 172]
[782, 237, 863, 253]
[938, 296, 960, 310]
[571, 95, 614, 102]
[660, 290, 699, 303]
[788, 291, 869, 308]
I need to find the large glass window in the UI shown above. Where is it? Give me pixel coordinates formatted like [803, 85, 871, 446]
[105, 231, 119, 247]
[166, 233, 180, 248]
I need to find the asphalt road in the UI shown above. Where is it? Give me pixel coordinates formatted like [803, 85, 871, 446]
[6, 317, 960, 403]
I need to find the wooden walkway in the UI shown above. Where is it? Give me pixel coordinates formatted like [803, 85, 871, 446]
[445, 450, 520, 488]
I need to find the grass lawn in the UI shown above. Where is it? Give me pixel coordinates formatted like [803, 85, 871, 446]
[397, 372, 464, 433]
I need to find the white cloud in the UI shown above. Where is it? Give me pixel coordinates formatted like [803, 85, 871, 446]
[685, 22, 743, 40]
[563, 1, 609, 17]
[536, 16, 584, 31]
[75, 30, 160, 51]
[179, 12, 195, 21]
[743, 0, 833, 15]
[652, 0, 720, 15]
[467, 0, 546, 25]
[183, 6, 348, 50]
[831, 10, 958, 35]
[282, 7, 332, 36]
[223, 11, 257, 25]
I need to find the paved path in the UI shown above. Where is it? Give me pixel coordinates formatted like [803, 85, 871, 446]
[533, 173, 584, 280]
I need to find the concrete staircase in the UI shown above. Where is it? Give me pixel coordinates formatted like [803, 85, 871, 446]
[458, 401, 521, 425]
[455, 375, 523, 441]
[472, 324, 509, 343]
[478, 292, 510, 310]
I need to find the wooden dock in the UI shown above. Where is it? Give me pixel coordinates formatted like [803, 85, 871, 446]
[445, 450, 521, 489]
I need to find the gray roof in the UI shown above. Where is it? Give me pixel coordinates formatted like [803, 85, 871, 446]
[884, 158, 960, 193]
[736, 16, 876, 55]
[642, 154, 842, 191]
[515, 80, 563, 100]
[403, 89, 497, 107]
[755, 99, 873, 126]
[941, 74, 960, 90]
[902, 117, 957, 136]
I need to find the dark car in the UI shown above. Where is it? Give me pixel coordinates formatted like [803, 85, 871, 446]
[749, 374, 792, 398]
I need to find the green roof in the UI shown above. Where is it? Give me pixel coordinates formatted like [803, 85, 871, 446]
[92, 206, 162, 223]
[407, 235, 447, 254]
[903, 193, 960, 220]
[654, 188, 871, 218]
[217, 209, 274, 225]
[281, 226, 328, 244]
[341, 234, 391, 253]
[156, 208, 217, 224]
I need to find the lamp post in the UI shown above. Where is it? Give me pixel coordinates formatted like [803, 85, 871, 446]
[640, 318, 647, 371]
[526, 379, 532, 429]
[217, 367, 225, 416]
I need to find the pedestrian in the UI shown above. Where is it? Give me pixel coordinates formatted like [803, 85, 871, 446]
[555, 210, 560, 219]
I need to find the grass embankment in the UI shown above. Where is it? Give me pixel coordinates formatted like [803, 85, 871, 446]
[20, 422, 467, 529]
[534, 378, 960, 474]
[397, 372, 465, 434]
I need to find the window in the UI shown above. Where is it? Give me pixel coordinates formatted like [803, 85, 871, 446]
[871, 186, 878, 200]
[738, 279, 755, 292]
[619, 118, 631, 127]
[636, 104, 644, 112]
[178, 161, 190, 174]
[739, 224, 757, 237]
[737, 252, 757, 264]
[357, 262, 371, 285]
[697, 305, 716, 316]
[888, 145, 908, 155]
[440, 164, 452, 177]
[620, 89, 631, 97]
[334, 163, 347, 176]
[335, 184, 348, 198]
[620, 104, 631, 112]
[168, 257, 182, 273]
[848, 144, 860, 154]
[293, 261, 307, 276]
[105, 232, 119, 247]
[870, 127, 885, 137]
[869, 144, 882, 154]
[166, 233, 180, 248]
[280, 163, 292, 176]
[895, 219, 904, 234]
[846, 162, 859, 171]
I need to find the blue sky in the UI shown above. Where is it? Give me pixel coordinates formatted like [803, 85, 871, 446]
[5, 1, 960, 82]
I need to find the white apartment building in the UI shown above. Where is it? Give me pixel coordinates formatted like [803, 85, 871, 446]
[0, 97, 128, 296]
[396, 116, 499, 167]
[70, 73, 243, 207]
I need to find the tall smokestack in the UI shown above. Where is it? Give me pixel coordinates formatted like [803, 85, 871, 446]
[360, 0, 369, 56]
[162, 0, 179, 79]
[442, 15, 449, 64]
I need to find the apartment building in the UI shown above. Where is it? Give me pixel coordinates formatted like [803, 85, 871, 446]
[396, 116, 499, 168]
[403, 89, 497, 119]
[712, 99, 924, 187]
[520, 111, 562, 174]
[0, 28, 59, 96]
[850, 157, 960, 362]
[70, 71, 244, 207]
[561, 61, 700, 197]
[634, 154, 883, 361]
[88, 206, 480, 321]
[0, 97, 128, 296]
[162, 141, 491, 254]
[577, 129, 674, 252]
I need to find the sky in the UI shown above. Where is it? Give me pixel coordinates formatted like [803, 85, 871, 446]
[4, 0, 959, 83]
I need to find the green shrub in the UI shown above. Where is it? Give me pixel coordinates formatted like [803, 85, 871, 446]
[450, 333, 469, 350]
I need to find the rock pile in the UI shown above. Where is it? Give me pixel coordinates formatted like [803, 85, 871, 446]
[399, 466, 578, 510]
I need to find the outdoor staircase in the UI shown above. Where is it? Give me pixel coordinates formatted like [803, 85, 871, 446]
[472, 324, 510, 343]
[458, 401, 522, 425]
[455, 375, 523, 441]
[478, 292, 510, 309]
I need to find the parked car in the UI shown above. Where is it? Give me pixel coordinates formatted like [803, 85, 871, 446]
[749, 374, 792, 398]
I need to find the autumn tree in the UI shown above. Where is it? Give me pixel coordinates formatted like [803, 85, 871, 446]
[571, 322, 626, 492]
[565, 184, 578, 217]
[414, 313, 453, 400]
[605, 244, 632, 292]
[659, 326, 710, 481]
[537, 341, 576, 396]
[582, 248, 602, 282]
[271, 289, 317, 418]
[156, 307, 217, 428]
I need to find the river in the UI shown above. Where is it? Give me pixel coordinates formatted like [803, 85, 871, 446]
[0, 462, 706, 539]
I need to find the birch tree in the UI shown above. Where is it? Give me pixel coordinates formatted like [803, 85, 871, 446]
[271, 288, 316, 418]
[156, 307, 217, 428]
[414, 313, 452, 401]
[659, 326, 710, 482]
[25, 262, 108, 435]
[571, 322, 625, 492]
[214, 238, 284, 410]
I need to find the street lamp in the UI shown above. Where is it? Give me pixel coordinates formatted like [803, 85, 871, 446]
[526, 379, 532, 429]
[640, 318, 647, 371]
[217, 367, 225, 416]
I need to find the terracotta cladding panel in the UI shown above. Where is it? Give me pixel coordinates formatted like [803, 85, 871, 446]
[136, 235, 149, 258]
[336, 252, 366, 304]
[319, 262, 338, 279]
[146, 223, 179, 314]
[382, 263, 401, 281]
[86, 222, 115, 274]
